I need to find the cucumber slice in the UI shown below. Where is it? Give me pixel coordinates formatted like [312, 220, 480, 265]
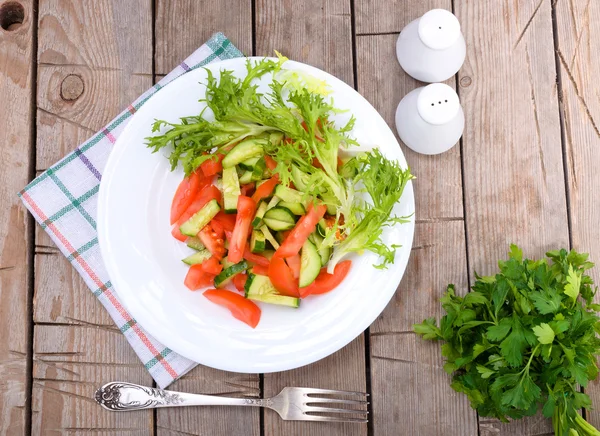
[239, 170, 253, 184]
[269, 132, 284, 146]
[214, 260, 248, 287]
[318, 191, 338, 215]
[299, 239, 321, 287]
[316, 218, 328, 237]
[251, 158, 267, 181]
[245, 274, 300, 308]
[266, 196, 280, 210]
[186, 237, 205, 251]
[179, 199, 220, 237]
[263, 207, 296, 231]
[238, 156, 260, 171]
[309, 233, 332, 266]
[274, 185, 304, 204]
[277, 201, 305, 215]
[290, 165, 309, 191]
[182, 249, 212, 265]
[252, 201, 268, 228]
[299, 239, 322, 288]
[250, 230, 266, 253]
[260, 225, 280, 249]
[222, 140, 264, 168]
[222, 167, 241, 214]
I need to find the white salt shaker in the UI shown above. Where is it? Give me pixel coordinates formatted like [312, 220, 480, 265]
[396, 9, 466, 83]
[395, 83, 464, 155]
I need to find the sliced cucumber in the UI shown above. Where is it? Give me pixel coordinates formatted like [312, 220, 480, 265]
[222, 140, 264, 168]
[251, 158, 267, 181]
[299, 239, 321, 287]
[266, 196, 280, 210]
[179, 199, 220, 237]
[245, 274, 300, 308]
[186, 237, 205, 251]
[290, 165, 309, 191]
[260, 225, 280, 249]
[274, 185, 304, 204]
[214, 260, 248, 287]
[239, 170, 253, 184]
[238, 156, 260, 171]
[263, 207, 296, 231]
[277, 201, 305, 215]
[250, 230, 266, 253]
[318, 191, 338, 215]
[269, 131, 284, 146]
[252, 201, 268, 228]
[309, 233, 332, 266]
[316, 218, 328, 237]
[182, 249, 212, 265]
[222, 166, 241, 214]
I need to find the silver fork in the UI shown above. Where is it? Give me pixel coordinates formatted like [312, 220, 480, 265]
[95, 381, 368, 423]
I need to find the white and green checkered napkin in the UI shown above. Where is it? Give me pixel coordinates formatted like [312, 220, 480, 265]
[19, 33, 243, 388]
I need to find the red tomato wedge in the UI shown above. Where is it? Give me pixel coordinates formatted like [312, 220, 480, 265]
[243, 247, 270, 267]
[299, 260, 352, 298]
[184, 265, 216, 291]
[227, 196, 256, 263]
[251, 264, 269, 276]
[233, 273, 248, 292]
[251, 175, 279, 203]
[240, 183, 255, 197]
[200, 256, 223, 275]
[171, 185, 222, 241]
[203, 289, 261, 328]
[275, 203, 327, 258]
[268, 255, 300, 297]
[200, 153, 224, 177]
[264, 155, 277, 171]
[198, 224, 226, 260]
[286, 254, 301, 279]
[212, 211, 236, 232]
[170, 170, 205, 224]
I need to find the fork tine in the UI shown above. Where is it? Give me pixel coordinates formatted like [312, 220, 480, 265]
[305, 406, 369, 415]
[301, 388, 368, 397]
[306, 397, 368, 406]
[300, 414, 368, 423]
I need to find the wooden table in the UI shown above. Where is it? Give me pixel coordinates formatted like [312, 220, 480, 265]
[1, 0, 598, 435]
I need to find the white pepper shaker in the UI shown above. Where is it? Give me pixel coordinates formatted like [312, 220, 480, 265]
[395, 83, 464, 155]
[396, 9, 466, 83]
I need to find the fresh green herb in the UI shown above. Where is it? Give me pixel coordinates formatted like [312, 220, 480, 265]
[414, 245, 600, 436]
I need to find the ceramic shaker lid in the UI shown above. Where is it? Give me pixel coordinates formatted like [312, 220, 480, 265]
[416, 83, 461, 125]
[418, 9, 461, 50]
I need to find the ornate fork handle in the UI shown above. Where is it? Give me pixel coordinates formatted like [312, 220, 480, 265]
[95, 382, 273, 411]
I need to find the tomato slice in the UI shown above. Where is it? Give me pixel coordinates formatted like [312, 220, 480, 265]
[198, 224, 226, 259]
[200, 153, 225, 177]
[172, 185, 222, 241]
[184, 265, 216, 291]
[233, 273, 248, 292]
[264, 155, 277, 171]
[200, 256, 223, 275]
[203, 289, 261, 328]
[212, 211, 236, 232]
[243, 247, 270, 267]
[240, 182, 255, 197]
[251, 175, 279, 203]
[275, 203, 327, 258]
[268, 255, 300, 297]
[251, 264, 269, 276]
[286, 254, 301, 279]
[299, 260, 352, 298]
[170, 170, 205, 225]
[228, 196, 256, 264]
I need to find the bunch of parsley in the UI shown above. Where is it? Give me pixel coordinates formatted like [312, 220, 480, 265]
[414, 245, 600, 436]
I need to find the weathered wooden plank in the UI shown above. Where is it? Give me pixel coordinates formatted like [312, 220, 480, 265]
[154, 2, 260, 435]
[0, 0, 35, 433]
[34, 0, 154, 433]
[553, 0, 600, 428]
[154, 0, 252, 75]
[255, 0, 354, 87]
[356, 26, 478, 434]
[255, 1, 365, 435]
[457, 0, 568, 434]
[32, 325, 153, 435]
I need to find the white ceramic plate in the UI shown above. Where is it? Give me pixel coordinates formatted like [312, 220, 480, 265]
[97, 58, 415, 373]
